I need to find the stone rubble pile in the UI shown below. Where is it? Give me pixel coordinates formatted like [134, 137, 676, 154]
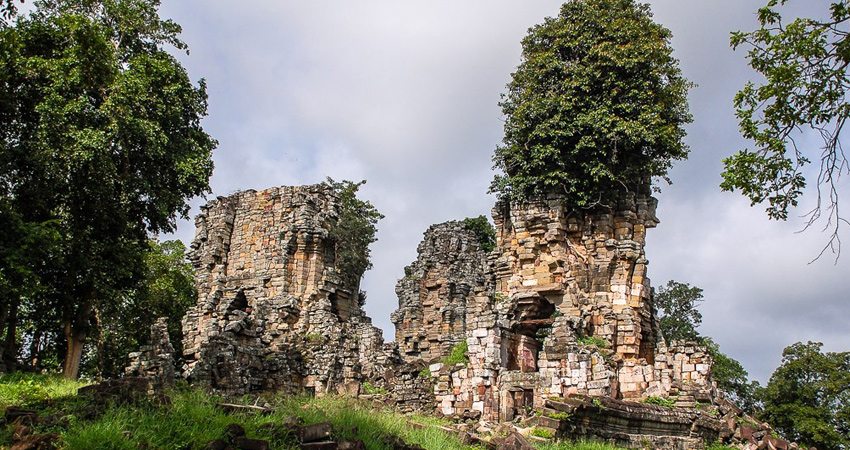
[125, 317, 176, 392]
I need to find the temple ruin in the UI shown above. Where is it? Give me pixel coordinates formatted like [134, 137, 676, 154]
[178, 185, 397, 396]
[125, 183, 802, 449]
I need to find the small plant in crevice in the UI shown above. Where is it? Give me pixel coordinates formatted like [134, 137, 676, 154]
[530, 427, 555, 439]
[577, 336, 609, 349]
[461, 216, 496, 253]
[641, 396, 676, 408]
[360, 382, 388, 395]
[442, 341, 469, 366]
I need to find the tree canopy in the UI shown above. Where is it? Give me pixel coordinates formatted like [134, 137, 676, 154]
[725, 0, 850, 259]
[655, 280, 704, 343]
[0, 0, 215, 377]
[490, 0, 692, 208]
[759, 342, 850, 450]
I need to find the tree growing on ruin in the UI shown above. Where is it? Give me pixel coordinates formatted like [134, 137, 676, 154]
[725, 0, 850, 259]
[0, 0, 215, 378]
[324, 178, 384, 288]
[490, 0, 692, 207]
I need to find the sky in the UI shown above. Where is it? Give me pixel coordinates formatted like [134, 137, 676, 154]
[155, 0, 850, 383]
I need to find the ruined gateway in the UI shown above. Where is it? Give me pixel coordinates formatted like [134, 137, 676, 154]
[128, 183, 757, 449]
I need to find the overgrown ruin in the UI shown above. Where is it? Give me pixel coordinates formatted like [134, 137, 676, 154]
[178, 185, 396, 396]
[126, 183, 807, 450]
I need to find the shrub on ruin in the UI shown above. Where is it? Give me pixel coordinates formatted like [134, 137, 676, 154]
[442, 341, 469, 366]
[490, 0, 692, 207]
[324, 178, 384, 288]
[461, 216, 496, 252]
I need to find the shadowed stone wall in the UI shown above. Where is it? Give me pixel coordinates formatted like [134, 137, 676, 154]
[180, 184, 393, 396]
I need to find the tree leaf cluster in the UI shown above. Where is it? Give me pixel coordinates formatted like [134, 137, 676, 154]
[654, 280, 758, 410]
[725, 0, 850, 258]
[759, 342, 850, 450]
[461, 215, 496, 253]
[324, 178, 384, 289]
[491, 0, 692, 208]
[0, 0, 214, 377]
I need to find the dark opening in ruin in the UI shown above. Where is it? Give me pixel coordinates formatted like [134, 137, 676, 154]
[230, 290, 248, 312]
[503, 294, 556, 372]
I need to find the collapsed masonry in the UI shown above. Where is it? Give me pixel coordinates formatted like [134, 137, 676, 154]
[125, 183, 811, 449]
[394, 193, 714, 423]
[179, 185, 398, 396]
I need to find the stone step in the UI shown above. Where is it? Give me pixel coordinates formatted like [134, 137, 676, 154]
[537, 416, 562, 430]
[544, 398, 581, 412]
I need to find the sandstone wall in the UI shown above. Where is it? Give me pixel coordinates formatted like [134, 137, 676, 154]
[391, 222, 490, 364]
[422, 193, 716, 421]
[180, 185, 392, 396]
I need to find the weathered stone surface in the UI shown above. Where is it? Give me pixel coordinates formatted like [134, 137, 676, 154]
[180, 185, 395, 395]
[125, 317, 175, 391]
[391, 221, 491, 364]
[429, 193, 717, 424]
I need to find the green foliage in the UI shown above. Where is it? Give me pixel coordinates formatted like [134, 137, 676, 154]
[418, 366, 432, 378]
[534, 438, 628, 450]
[725, 0, 850, 257]
[530, 427, 555, 439]
[324, 178, 384, 288]
[0, 372, 88, 408]
[361, 382, 388, 395]
[461, 216, 496, 252]
[442, 341, 469, 366]
[702, 338, 761, 413]
[705, 444, 738, 450]
[89, 239, 196, 378]
[758, 341, 850, 450]
[0, 0, 215, 376]
[491, 0, 692, 206]
[641, 396, 675, 408]
[577, 336, 608, 349]
[545, 411, 572, 421]
[655, 280, 704, 343]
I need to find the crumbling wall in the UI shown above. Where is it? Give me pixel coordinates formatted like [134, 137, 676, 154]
[125, 317, 175, 392]
[423, 192, 716, 421]
[391, 221, 490, 363]
[180, 184, 392, 396]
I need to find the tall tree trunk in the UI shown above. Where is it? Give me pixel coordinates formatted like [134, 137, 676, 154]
[0, 301, 8, 363]
[29, 329, 41, 367]
[62, 298, 92, 379]
[4, 296, 19, 368]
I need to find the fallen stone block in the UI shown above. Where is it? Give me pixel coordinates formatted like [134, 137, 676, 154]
[10, 433, 60, 450]
[233, 437, 270, 450]
[298, 422, 333, 443]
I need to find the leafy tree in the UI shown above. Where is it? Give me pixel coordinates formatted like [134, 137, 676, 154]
[759, 341, 850, 450]
[490, 0, 692, 207]
[725, 0, 850, 258]
[461, 215, 496, 252]
[90, 239, 196, 379]
[655, 280, 759, 409]
[702, 337, 762, 413]
[655, 280, 704, 343]
[324, 178, 384, 289]
[0, 0, 215, 377]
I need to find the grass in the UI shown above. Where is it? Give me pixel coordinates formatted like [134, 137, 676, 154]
[533, 439, 631, 450]
[0, 374, 637, 450]
[0, 372, 89, 408]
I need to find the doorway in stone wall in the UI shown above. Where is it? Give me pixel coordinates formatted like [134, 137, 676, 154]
[503, 293, 556, 372]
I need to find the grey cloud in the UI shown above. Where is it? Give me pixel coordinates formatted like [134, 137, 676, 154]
[159, 0, 850, 384]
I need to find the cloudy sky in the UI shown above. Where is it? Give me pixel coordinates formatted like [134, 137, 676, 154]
[156, 0, 849, 383]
